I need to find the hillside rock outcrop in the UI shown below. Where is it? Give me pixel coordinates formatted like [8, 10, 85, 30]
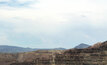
[1, 41, 107, 65]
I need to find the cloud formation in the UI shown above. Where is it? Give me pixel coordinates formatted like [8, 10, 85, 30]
[0, 0, 36, 7]
[0, 0, 107, 48]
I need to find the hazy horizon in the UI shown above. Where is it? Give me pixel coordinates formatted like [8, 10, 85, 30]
[0, 0, 107, 48]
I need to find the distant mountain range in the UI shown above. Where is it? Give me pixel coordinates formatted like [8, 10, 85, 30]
[74, 43, 90, 49]
[0, 45, 66, 53]
[0, 43, 91, 53]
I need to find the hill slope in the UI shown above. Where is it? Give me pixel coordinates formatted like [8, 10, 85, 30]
[0, 41, 107, 65]
[74, 43, 90, 49]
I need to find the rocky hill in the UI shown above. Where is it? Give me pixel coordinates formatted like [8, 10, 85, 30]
[1, 41, 107, 65]
[74, 43, 90, 49]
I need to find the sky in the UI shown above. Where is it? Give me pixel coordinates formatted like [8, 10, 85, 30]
[0, 0, 107, 49]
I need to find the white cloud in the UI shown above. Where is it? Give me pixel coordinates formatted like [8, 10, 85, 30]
[0, 0, 35, 3]
[17, 0, 37, 4]
[0, 0, 107, 34]
[0, 0, 10, 2]
[0, 0, 107, 48]
[0, 33, 11, 45]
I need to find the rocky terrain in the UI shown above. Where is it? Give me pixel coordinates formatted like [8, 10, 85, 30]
[1, 41, 107, 65]
[74, 43, 90, 49]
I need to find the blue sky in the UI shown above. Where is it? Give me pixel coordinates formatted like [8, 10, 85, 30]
[0, 0, 107, 49]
